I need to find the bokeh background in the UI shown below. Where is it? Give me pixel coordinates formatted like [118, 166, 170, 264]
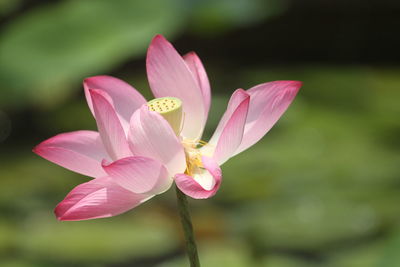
[1, 0, 400, 266]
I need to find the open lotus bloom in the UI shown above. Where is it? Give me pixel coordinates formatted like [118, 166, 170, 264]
[33, 35, 302, 221]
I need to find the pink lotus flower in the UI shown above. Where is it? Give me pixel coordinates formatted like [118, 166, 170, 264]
[33, 35, 302, 221]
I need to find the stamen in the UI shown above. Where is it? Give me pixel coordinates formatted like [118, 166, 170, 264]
[182, 139, 208, 149]
[181, 139, 211, 176]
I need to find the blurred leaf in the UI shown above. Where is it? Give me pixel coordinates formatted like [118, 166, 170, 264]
[0, 0, 185, 108]
[377, 231, 400, 267]
[230, 196, 382, 252]
[18, 212, 178, 264]
[242, 66, 376, 112]
[260, 255, 318, 267]
[0, 220, 17, 253]
[35, 99, 97, 133]
[188, 0, 288, 35]
[0, 0, 21, 16]
[159, 240, 254, 267]
[0, 110, 12, 142]
[329, 241, 386, 267]
[0, 260, 33, 267]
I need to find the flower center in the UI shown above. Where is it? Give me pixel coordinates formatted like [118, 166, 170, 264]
[182, 139, 208, 176]
[147, 97, 183, 135]
[147, 97, 213, 177]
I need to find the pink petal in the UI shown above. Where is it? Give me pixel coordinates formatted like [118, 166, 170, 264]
[128, 106, 186, 175]
[183, 52, 211, 119]
[203, 89, 249, 161]
[102, 156, 172, 194]
[175, 156, 222, 199]
[90, 89, 132, 161]
[55, 176, 151, 221]
[146, 35, 206, 140]
[206, 81, 301, 163]
[208, 89, 250, 145]
[84, 75, 146, 131]
[235, 81, 302, 155]
[212, 90, 250, 165]
[33, 131, 108, 178]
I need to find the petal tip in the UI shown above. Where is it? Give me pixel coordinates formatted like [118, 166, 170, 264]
[152, 34, 167, 42]
[83, 76, 99, 87]
[148, 34, 173, 53]
[289, 80, 303, 89]
[84, 75, 111, 82]
[235, 88, 251, 98]
[54, 209, 74, 221]
[86, 75, 129, 86]
[32, 145, 40, 154]
[279, 80, 303, 90]
[83, 76, 95, 84]
[54, 204, 66, 221]
[184, 51, 197, 58]
[32, 141, 50, 157]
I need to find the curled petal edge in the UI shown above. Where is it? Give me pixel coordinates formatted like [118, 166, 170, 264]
[174, 156, 222, 199]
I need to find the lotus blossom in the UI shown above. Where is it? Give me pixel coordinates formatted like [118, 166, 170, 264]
[33, 35, 302, 221]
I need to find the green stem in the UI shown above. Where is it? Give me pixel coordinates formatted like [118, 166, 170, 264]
[175, 185, 201, 267]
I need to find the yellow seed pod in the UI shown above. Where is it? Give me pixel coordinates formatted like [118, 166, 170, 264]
[147, 97, 183, 135]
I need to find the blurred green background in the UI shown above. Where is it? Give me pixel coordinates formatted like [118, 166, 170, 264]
[1, 0, 400, 266]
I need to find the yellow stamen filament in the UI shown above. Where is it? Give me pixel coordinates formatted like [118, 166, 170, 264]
[182, 139, 211, 176]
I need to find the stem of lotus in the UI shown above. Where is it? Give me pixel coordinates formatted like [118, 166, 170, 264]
[175, 185, 201, 267]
